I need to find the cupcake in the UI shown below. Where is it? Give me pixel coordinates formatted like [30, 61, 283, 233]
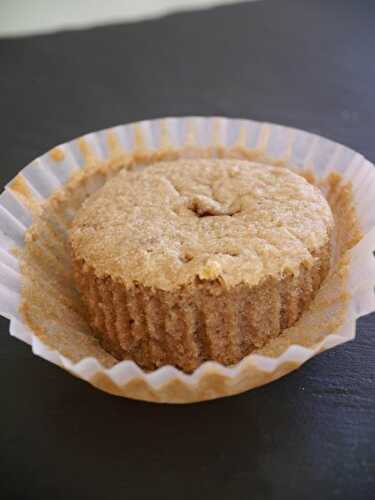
[8, 116, 372, 403]
[70, 158, 334, 373]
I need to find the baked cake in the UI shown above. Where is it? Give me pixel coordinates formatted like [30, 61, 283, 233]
[69, 159, 334, 372]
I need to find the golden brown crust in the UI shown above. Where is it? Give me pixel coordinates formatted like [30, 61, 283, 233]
[70, 159, 334, 372]
[70, 159, 334, 291]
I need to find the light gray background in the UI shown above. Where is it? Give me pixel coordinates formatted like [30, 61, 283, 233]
[0, 0, 257, 36]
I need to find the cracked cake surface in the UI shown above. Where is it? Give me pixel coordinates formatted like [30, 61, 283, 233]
[69, 159, 334, 372]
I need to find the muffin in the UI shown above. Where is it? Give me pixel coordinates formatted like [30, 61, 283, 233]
[69, 159, 334, 372]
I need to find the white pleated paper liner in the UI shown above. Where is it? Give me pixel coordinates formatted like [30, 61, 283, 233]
[0, 116, 374, 403]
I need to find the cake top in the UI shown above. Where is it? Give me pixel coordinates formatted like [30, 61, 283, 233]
[70, 159, 334, 291]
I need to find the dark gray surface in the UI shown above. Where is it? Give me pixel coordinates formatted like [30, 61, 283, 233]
[1, 1, 375, 499]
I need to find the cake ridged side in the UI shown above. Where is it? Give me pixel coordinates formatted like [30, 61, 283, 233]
[72, 242, 331, 373]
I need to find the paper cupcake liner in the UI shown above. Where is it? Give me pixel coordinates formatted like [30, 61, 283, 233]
[0, 116, 374, 403]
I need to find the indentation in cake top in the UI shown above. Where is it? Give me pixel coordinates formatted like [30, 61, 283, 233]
[70, 159, 334, 290]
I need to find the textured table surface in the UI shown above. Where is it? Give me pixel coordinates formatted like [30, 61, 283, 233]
[1, 1, 374, 499]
